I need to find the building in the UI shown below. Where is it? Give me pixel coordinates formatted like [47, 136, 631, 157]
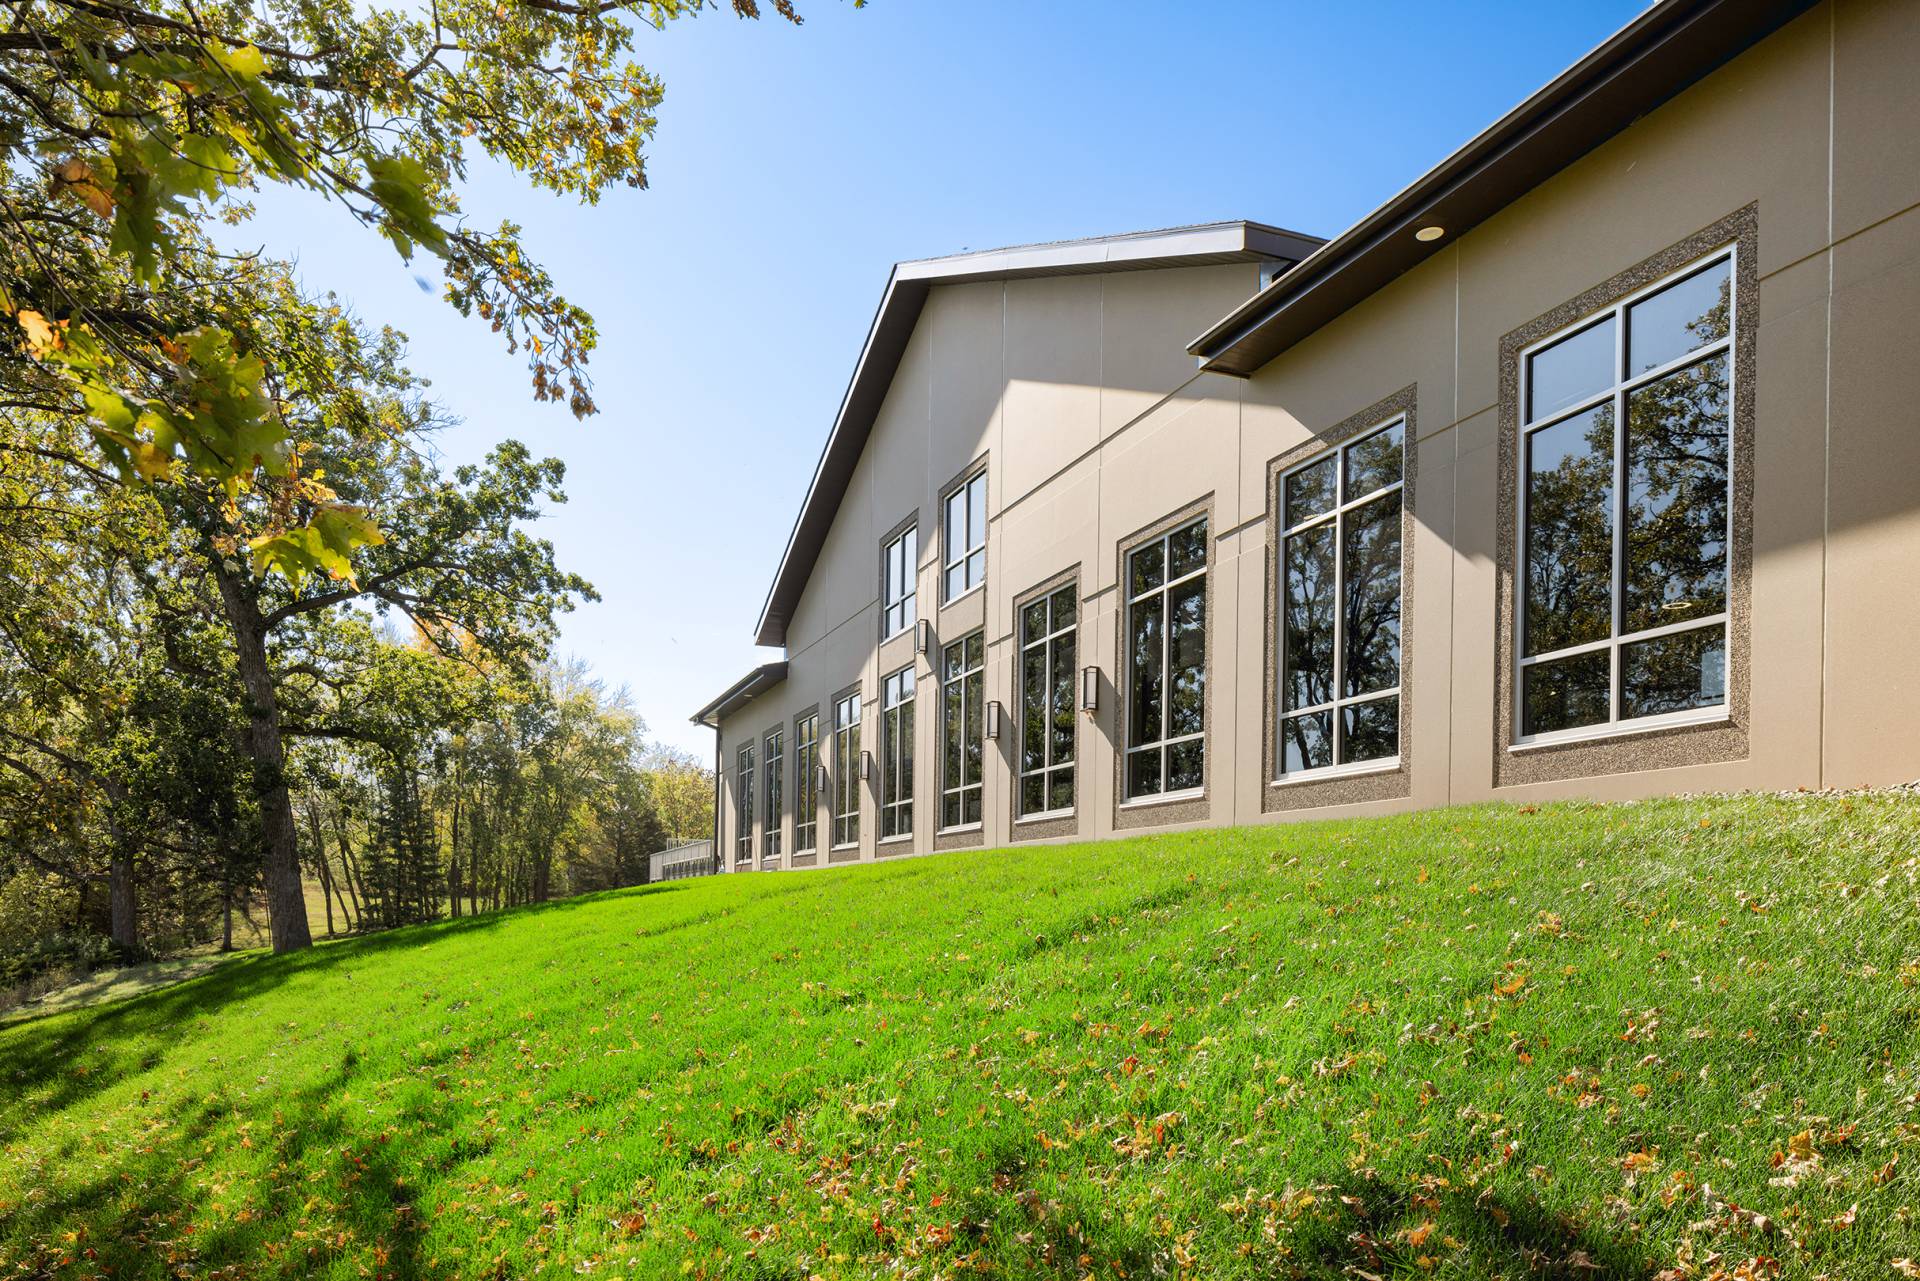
[693, 0, 1920, 873]
[648, 841, 716, 882]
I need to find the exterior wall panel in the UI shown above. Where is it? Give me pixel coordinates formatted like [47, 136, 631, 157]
[711, 0, 1920, 868]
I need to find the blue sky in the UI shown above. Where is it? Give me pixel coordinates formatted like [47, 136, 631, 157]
[240, 1, 1644, 759]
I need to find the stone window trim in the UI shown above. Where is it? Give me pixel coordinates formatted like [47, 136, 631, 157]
[1492, 203, 1756, 788]
[788, 703, 822, 866]
[1111, 493, 1216, 832]
[1261, 386, 1419, 814]
[1009, 564, 1084, 843]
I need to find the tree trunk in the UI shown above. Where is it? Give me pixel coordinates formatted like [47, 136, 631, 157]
[448, 780, 463, 919]
[108, 845, 137, 956]
[306, 803, 337, 938]
[210, 558, 312, 953]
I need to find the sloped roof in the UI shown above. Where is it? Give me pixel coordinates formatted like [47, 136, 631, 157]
[752, 221, 1323, 648]
[1188, 0, 1816, 375]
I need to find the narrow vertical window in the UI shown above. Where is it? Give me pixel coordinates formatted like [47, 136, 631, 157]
[943, 470, 988, 601]
[1018, 585, 1077, 817]
[879, 667, 915, 839]
[734, 743, 754, 868]
[1519, 251, 1733, 741]
[832, 692, 861, 848]
[793, 713, 818, 855]
[1125, 517, 1207, 800]
[881, 525, 917, 639]
[1278, 420, 1404, 775]
[940, 632, 985, 827]
[762, 728, 783, 864]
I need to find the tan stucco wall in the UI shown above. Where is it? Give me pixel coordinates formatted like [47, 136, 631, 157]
[716, 0, 1920, 868]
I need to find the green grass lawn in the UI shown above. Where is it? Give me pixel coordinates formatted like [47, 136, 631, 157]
[4, 792, 1918, 1280]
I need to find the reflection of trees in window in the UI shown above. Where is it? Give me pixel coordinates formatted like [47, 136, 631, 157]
[832, 694, 860, 848]
[1019, 587, 1077, 817]
[1519, 253, 1733, 739]
[940, 634, 984, 828]
[735, 744, 754, 867]
[1278, 421, 1403, 775]
[793, 714, 818, 854]
[879, 668, 915, 838]
[1127, 518, 1207, 799]
[762, 729, 783, 863]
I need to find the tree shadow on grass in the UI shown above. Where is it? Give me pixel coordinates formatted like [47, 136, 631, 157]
[0, 883, 695, 1146]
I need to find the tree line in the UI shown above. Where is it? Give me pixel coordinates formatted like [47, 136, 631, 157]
[0, 0, 792, 977]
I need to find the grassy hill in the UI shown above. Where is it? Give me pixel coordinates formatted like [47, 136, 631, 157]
[3, 793, 1918, 1280]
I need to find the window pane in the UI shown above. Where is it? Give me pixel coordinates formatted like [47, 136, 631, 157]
[1283, 523, 1335, 711]
[1343, 422, 1403, 500]
[943, 677, 962, 797]
[964, 668, 983, 782]
[1129, 594, 1164, 747]
[1130, 541, 1165, 597]
[1127, 747, 1162, 798]
[1021, 772, 1045, 816]
[1167, 578, 1206, 738]
[1528, 316, 1615, 422]
[1280, 711, 1332, 773]
[1629, 257, 1730, 376]
[944, 487, 967, 553]
[1051, 629, 1076, 764]
[1168, 738, 1204, 792]
[966, 549, 985, 590]
[1169, 519, 1208, 579]
[963, 787, 981, 827]
[1525, 403, 1615, 655]
[1623, 354, 1729, 634]
[965, 632, 984, 669]
[1342, 490, 1402, 698]
[1021, 646, 1046, 773]
[1021, 599, 1047, 644]
[1048, 766, 1074, 814]
[942, 791, 961, 829]
[1622, 627, 1725, 720]
[1521, 650, 1611, 737]
[1286, 456, 1336, 526]
[967, 475, 986, 550]
[898, 701, 913, 801]
[1049, 586, 1075, 630]
[1342, 696, 1399, 764]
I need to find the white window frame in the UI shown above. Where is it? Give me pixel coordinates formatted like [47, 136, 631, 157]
[734, 743, 754, 867]
[831, 692, 861, 850]
[793, 712, 818, 855]
[1513, 246, 1737, 750]
[881, 524, 917, 640]
[879, 666, 915, 841]
[942, 469, 988, 603]
[762, 728, 783, 864]
[1016, 585, 1077, 820]
[1275, 418, 1405, 782]
[1123, 516, 1208, 805]
[939, 632, 985, 831]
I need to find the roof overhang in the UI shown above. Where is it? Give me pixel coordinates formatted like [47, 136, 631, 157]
[690, 662, 787, 729]
[753, 221, 1324, 648]
[1188, 0, 1819, 377]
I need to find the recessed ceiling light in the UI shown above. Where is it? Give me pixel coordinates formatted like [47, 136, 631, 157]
[1415, 225, 1445, 242]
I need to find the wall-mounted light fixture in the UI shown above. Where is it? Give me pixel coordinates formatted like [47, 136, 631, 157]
[985, 700, 1004, 741]
[816, 763, 830, 790]
[1080, 666, 1101, 713]
[860, 750, 874, 782]
[916, 618, 932, 656]
[1414, 224, 1445, 242]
